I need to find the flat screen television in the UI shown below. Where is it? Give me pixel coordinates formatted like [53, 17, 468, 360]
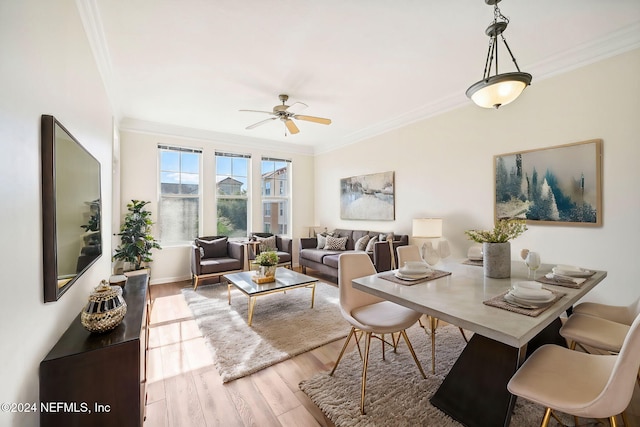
[41, 115, 102, 302]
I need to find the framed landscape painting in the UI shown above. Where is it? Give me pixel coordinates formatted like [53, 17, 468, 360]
[340, 171, 395, 220]
[494, 139, 603, 226]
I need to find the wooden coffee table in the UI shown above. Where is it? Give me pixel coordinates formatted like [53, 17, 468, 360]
[223, 267, 318, 326]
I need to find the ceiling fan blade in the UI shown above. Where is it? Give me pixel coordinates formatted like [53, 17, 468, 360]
[246, 117, 276, 130]
[286, 102, 308, 115]
[239, 109, 274, 115]
[284, 118, 300, 134]
[294, 115, 332, 125]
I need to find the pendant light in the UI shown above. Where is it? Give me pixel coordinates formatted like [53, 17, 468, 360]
[466, 0, 532, 109]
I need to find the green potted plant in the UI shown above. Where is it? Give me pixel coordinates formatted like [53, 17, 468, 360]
[113, 200, 161, 272]
[254, 250, 279, 279]
[465, 219, 527, 278]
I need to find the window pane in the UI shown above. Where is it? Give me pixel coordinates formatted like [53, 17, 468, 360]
[262, 199, 288, 235]
[159, 197, 199, 243]
[181, 152, 199, 174]
[160, 151, 179, 171]
[217, 199, 247, 238]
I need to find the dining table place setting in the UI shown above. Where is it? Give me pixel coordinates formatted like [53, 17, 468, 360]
[379, 261, 451, 286]
[535, 264, 595, 289]
[483, 281, 566, 317]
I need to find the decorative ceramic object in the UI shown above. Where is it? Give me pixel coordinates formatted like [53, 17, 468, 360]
[81, 280, 127, 333]
[483, 242, 511, 279]
[260, 265, 276, 278]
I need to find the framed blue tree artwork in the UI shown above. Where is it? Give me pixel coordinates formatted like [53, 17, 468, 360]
[494, 139, 603, 226]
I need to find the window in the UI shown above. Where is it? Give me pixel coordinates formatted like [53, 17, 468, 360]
[216, 152, 250, 238]
[261, 157, 291, 235]
[158, 145, 201, 244]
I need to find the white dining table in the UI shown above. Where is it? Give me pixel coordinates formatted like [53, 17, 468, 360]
[352, 259, 607, 427]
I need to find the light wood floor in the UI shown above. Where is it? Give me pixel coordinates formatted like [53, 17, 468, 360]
[144, 279, 640, 427]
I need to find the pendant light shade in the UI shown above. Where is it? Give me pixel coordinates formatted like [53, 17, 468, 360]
[467, 0, 532, 109]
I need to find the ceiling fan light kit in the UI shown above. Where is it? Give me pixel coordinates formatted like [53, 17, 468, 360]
[466, 0, 532, 109]
[240, 94, 332, 135]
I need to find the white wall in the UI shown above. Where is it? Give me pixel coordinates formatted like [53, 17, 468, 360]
[0, 1, 114, 426]
[118, 130, 315, 283]
[314, 48, 640, 306]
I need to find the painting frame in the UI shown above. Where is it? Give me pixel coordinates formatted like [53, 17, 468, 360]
[494, 139, 603, 226]
[340, 171, 395, 221]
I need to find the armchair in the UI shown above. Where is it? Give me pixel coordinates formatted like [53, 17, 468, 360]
[247, 232, 293, 269]
[190, 236, 244, 290]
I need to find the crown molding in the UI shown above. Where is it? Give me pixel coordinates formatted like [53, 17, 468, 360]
[119, 118, 315, 156]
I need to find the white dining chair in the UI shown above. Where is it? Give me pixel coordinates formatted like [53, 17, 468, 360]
[507, 313, 640, 427]
[572, 297, 640, 325]
[329, 252, 426, 414]
[396, 245, 468, 374]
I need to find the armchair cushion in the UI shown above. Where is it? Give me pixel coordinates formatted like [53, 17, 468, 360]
[256, 235, 277, 251]
[196, 236, 228, 259]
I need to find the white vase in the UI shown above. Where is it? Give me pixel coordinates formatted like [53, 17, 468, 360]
[483, 242, 511, 278]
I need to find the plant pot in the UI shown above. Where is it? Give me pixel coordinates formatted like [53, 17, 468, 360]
[483, 242, 511, 278]
[259, 265, 276, 278]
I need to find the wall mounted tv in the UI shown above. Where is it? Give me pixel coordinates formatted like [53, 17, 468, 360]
[41, 115, 102, 302]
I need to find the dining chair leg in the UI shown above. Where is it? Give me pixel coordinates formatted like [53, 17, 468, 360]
[573, 416, 580, 426]
[540, 407, 552, 427]
[381, 333, 386, 360]
[622, 411, 629, 427]
[609, 415, 618, 427]
[330, 327, 356, 376]
[360, 332, 373, 415]
[429, 316, 438, 374]
[458, 327, 469, 343]
[400, 329, 427, 379]
[570, 341, 577, 350]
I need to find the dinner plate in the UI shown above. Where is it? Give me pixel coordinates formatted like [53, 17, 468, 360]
[507, 291, 555, 305]
[511, 286, 552, 300]
[553, 265, 593, 277]
[394, 271, 430, 281]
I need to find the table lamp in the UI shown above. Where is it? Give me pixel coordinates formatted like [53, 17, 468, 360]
[412, 218, 450, 266]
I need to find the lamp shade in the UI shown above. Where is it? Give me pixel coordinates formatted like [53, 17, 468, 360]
[466, 72, 532, 109]
[412, 218, 442, 238]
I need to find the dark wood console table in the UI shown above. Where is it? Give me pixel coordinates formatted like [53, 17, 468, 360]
[40, 273, 150, 427]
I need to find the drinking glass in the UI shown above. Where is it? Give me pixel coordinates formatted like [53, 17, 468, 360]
[525, 251, 541, 280]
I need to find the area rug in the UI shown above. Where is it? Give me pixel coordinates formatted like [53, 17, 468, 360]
[182, 281, 347, 383]
[300, 324, 603, 427]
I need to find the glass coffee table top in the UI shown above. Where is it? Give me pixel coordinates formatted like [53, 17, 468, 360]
[224, 267, 317, 296]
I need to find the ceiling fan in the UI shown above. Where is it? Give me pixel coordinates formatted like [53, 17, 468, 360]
[240, 94, 331, 135]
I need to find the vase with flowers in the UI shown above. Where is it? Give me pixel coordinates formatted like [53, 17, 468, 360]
[465, 219, 527, 278]
[254, 250, 279, 280]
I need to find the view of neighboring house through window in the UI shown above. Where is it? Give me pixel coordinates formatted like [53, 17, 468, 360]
[158, 145, 201, 244]
[216, 152, 250, 238]
[261, 157, 290, 235]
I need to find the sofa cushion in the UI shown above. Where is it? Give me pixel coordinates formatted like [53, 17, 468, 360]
[325, 235, 348, 251]
[322, 253, 341, 269]
[196, 237, 228, 258]
[200, 257, 241, 274]
[365, 235, 379, 252]
[354, 234, 371, 251]
[300, 248, 341, 263]
[316, 234, 327, 249]
[256, 235, 277, 251]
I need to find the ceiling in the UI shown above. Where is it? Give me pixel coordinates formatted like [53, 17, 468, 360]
[79, 0, 640, 154]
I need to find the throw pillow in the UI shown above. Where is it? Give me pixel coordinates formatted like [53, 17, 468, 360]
[324, 235, 348, 251]
[256, 235, 277, 251]
[365, 235, 379, 252]
[316, 234, 327, 249]
[354, 234, 370, 251]
[196, 237, 228, 258]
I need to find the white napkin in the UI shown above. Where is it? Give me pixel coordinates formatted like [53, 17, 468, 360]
[400, 261, 432, 275]
[545, 273, 586, 285]
[511, 282, 552, 300]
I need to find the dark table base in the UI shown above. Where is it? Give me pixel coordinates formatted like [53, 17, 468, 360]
[430, 318, 566, 427]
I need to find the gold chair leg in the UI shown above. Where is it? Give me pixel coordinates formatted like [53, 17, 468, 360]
[458, 327, 469, 343]
[400, 329, 427, 379]
[549, 410, 565, 425]
[622, 411, 629, 427]
[330, 327, 356, 376]
[429, 316, 437, 374]
[570, 341, 577, 350]
[540, 407, 552, 427]
[381, 333, 385, 360]
[361, 332, 373, 415]
[609, 415, 618, 427]
[574, 416, 580, 426]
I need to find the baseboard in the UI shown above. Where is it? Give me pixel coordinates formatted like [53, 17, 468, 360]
[150, 274, 191, 285]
